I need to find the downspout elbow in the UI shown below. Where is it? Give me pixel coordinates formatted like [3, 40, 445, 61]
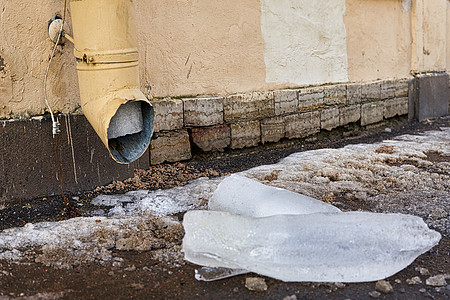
[69, 0, 154, 164]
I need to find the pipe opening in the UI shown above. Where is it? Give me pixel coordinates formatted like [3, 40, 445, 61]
[107, 101, 154, 164]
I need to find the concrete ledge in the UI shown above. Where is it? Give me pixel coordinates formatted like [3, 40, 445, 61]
[361, 102, 384, 126]
[183, 97, 223, 127]
[224, 91, 275, 122]
[261, 116, 285, 144]
[321, 107, 340, 131]
[285, 111, 320, 139]
[190, 125, 230, 152]
[340, 105, 361, 126]
[230, 120, 261, 149]
[149, 130, 191, 165]
[150, 98, 184, 132]
[274, 89, 298, 115]
[347, 83, 362, 105]
[385, 97, 408, 119]
[298, 86, 324, 111]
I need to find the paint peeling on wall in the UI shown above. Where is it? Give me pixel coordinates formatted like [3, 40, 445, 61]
[402, 0, 412, 11]
[260, 0, 349, 86]
[0, 56, 5, 73]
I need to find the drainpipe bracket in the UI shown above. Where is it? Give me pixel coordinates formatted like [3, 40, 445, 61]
[74, 49, 139, 64]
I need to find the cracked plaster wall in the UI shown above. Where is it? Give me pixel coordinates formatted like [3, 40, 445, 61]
[135, 0, 267, 98]
[261, 0, 349, 86]
[345, 0, 412, 81]
[410, 0, 447, 73]
[0, 0, 448, 119]
[0, 0, 80, 119]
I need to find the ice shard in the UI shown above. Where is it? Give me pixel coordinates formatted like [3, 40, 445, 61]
[209, 175, 341, 217]
[195, 267, 249, 282]
[182, 211, 441, 282]
[200, 174, 341, 281]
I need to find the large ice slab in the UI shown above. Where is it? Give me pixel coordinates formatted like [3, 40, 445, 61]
[209, 175, 341, 217]
[182, 210, 441, 282]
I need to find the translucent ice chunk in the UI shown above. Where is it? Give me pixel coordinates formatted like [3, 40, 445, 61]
[209, 175, 341, 217]
[195, 267, 249, 282]
[182, 211, 441, 282]
[203, 174, 341, 281]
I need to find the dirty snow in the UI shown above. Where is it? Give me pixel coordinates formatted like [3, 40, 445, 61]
[92, 177, 222, 217]
[244, 128, 450, 234]
[0, 129, 448, 268]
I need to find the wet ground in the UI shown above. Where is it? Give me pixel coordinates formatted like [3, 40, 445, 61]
[0, 237, 448, 300]
[0, 116, 449, 299]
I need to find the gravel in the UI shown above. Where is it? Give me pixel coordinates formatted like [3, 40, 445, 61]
[245, 277, 268, 291]
[375, 280, 393, 294]
[426, 274, 448, 287]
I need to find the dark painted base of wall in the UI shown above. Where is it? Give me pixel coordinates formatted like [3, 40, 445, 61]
[409, 72, 449, 121]
[0, 114, 148, 205]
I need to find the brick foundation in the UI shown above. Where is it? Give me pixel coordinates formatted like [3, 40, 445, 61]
[1, 78, 417, 203]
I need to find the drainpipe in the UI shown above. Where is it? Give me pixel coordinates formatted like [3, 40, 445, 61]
[69, 0, 154, 164]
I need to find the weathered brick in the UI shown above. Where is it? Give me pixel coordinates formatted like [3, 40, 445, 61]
[324, 85, 346, 106]
[347, 83, 362, 105]
[230, 120, 260, 149]
[384, 97, 409, 119]
[183, 97, 223, 127]
[394, 78, 410, 98]
[361, 102, 384, 126]
[224, 91, 274, 122]
[261, 116, 285, 144]
[380, 80, 396, 100]
[285, 111, 320, 139]
[321, 107, 340, 131]
[361, 82, 381, 103]
[340, 105, 361, 126]
[274, 89, 298, 115]
[190, 125, 230, 152]
[150, 98, 183, 132]
[149, 130, 191, 165]
[298, 87, 324, 111]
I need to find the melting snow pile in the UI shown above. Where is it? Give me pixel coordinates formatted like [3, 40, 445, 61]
[91, 177, 221, 217]
[0, 129, 448, 272]
[0, 216, 183, 269]
[183, 175, 441, 282]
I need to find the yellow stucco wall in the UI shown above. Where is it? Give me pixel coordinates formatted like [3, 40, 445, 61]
[344, 0, 412, 81]
[411, 0, 447, 72]
[0, 0, 448, 119]
[135, 0, 267, 98]
[447, 0, 450, 71]
[0, 0, 79, 119]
